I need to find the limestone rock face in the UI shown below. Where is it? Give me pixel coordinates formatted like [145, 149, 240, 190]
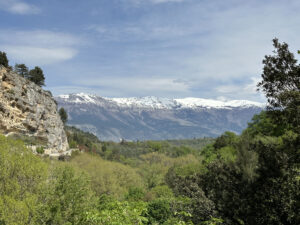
[0, 66, 68, 153]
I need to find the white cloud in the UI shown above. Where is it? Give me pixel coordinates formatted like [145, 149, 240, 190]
[213, 77, 266, 102]
[0, 30, 82, 47]
[0, 30, 82, 65]
[54, 76, 191, 97]
[2, 46, 77, 65]
[0, 0, 40, 14]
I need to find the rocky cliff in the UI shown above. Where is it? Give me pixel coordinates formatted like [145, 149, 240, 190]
[0, 65, 68, 153]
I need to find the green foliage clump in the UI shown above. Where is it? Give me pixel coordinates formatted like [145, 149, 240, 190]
[86, 195, 148, 225]
[258, 38, 300, 132]
[147, 199, 172, 224]
[14, 64, 29, 78]
[28, 66, 45, 87]
[36, 146, 44, 154]
[36, 165, 96, 225]
[70, 153, 144, 198]
[59, 107, 68, 125]
[0, 51, 9, 67]
[0, 135, 47, 225]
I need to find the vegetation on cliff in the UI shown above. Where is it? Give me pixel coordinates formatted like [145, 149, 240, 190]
[0, 52, 45, 87]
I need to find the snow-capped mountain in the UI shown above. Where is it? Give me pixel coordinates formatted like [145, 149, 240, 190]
[55, 93, 265, 141]
[57, 93, 265, 109]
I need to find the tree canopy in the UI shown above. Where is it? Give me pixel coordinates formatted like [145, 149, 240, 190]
[28, 66, 45, 87]
[14, 64, 29, 78]
[258, 38, 300, 131]
[0, 51, 9, 67]
[59, 107, 68, 125]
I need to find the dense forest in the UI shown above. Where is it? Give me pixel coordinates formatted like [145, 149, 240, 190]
[0, 40, 299, 224]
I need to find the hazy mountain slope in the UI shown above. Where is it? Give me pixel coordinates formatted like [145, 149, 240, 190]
[56, 93, 264, 141]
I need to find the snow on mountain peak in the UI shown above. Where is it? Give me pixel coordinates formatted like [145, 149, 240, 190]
[57, 93, 265, 109]
[175, 98, 265, 109]
[106, 96, 177, 109]
[57, 93, 97, 104]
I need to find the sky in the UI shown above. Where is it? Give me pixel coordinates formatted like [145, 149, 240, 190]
[0, 0, 299, 101]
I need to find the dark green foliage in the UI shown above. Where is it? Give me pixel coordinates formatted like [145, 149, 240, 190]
[147, 199, 172, 224]
[258, 38, 299, 110]
[36, 146, 44, 154]
[165, 167, 217, 224]
[213, 131, 238, 149]
[28, 66, 45, 86]
[14, 64, 29, 78]
[258, 38, 300, 131]
[245, 111, 283, 137]
[59, 107, 68, 125]
[0, 51, 9, 67]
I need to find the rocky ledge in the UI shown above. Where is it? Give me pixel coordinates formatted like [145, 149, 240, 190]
[0, 65, 69, 153]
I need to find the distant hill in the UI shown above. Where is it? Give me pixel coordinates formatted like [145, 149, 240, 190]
[56, 93, 264, 141]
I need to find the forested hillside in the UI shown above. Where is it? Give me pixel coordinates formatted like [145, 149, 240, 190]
[0, 40, 299, 224]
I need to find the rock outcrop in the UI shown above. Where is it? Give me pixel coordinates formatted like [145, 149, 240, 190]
[0, 66, 68, 153]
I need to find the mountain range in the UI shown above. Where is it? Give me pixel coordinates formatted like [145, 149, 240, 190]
[55, 93, 265, 141]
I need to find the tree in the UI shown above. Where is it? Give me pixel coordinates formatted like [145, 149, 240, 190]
[147, 199, 172, 224]
[0, 51, 9, 67]
[14, 64, 29, 78]
[59, 107, 68, 125]
[0, 135, 47, 225]
[36, 165, 96, 225]
[257, 38, 300, 130]
[28, 66, 45, 86]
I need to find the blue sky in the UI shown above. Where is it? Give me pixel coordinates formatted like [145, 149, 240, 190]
[0, 0, 299, 101]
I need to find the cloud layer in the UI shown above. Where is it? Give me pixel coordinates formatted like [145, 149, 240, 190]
[0, 0, 40, 14]
[1, 0, 300, 101]
[0, 30, 83, 65]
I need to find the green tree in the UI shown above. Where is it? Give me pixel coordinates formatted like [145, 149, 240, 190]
[0, 135, 47, 225]
[14, 64, 29, 78]
[0, 51, 9, 67]
[36, 165, 96, 225]
[59, 107, 68, 125]
[257, 38, 300, 131]
[28, 66, 45, 86]
[213, 131, 238, 150]
[147, 199, 172, 224]
[86, 196, 148, 225]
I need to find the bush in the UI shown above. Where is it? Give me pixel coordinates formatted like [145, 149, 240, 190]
[36, 146, 44, 154]
[0, 51, 9, 67]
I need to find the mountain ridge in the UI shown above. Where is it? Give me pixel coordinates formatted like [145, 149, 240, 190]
[56, 93, 264, 141]
[57, 93, 265, 110]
